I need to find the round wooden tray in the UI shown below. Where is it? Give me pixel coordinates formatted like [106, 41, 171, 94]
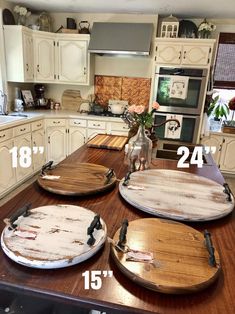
[119, 169, 234, 221]
[110, 218, 221, 294]
[37, 162, 116, 196]
[1, 205, 107, 269]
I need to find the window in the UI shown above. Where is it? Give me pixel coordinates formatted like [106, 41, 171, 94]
[214, 32, 235, 89]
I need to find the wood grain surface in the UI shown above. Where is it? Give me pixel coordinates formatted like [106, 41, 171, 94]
[111, 218, 220, 294]
[61, 89, 88, 111]
[1, 205, 107, 269]
[87, 134, 128, 150]
[37, 162, 116, 196]
[119, 169, 234, 221]
[0, 145, 234, 314]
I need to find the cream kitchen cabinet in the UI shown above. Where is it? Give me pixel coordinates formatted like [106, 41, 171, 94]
[4, 26, 91, 85]
[0, 138, 16, 196]
[34, 32, 55, 82]
[56, 35, 90, 85]
[108, 121, 129, 136]
[87, 120, 106, 140]
[45, 118, 87, 163]
[4, 25, 34, 82]
[31, 120, 45, 171]
[68, 119, 86, 154]
[201, 133, 235, 173]
[154, 38, 215, 67]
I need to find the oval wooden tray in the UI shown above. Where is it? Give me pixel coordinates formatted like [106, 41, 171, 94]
[110, 218, 221, 294]
[37, 162, 116, 196]
[119, 169, 234, 221]
[1, 205, 107, 269]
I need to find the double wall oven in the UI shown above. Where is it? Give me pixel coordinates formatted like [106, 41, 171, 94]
[152, 66, 208, 143]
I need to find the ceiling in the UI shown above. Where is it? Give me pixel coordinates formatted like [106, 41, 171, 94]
[6, 0, 235, 18]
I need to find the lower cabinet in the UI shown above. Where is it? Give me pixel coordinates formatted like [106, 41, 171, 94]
[0, 139, 16, 195]
[45, 118, 87, 163]
[201, 133, 235, 173]
[14, 133, 33, 182]
[46, 127, 67, 164]
[32, 128, 46, 171]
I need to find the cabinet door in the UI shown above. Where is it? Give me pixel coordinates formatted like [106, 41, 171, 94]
[155, 43, 182, 64]
[0, 140, 16, 195]
[23, 32, 34, 81]
[182, 45, 211, 66]
[57, 39, 88, 84]
[34, 36, 55, 81]
[68, 127, 86, 155]
[14, 133, 33, 182]
[32, 129, 45, 172]
[47, 127, 66, 164]
[219, 137, 235, 172]
[200, 134, 223, 165]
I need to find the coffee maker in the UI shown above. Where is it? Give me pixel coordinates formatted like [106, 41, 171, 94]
[34, 84, 47, 108]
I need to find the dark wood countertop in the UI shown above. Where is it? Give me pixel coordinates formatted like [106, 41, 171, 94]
[0, 146, 234, 314]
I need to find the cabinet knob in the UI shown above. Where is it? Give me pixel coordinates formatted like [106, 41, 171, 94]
[179, 51, 182, 59]
[37, 64, 40, 72]
[26, 63, 29, 72]
[0, 134, 6, 138]
[20, 128, 26, 132]
[183, 51, 186, 59]
[48, 136, 50, 144]
[84, 67, 87, 75]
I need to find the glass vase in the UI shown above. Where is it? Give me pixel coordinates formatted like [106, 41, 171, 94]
[198, 30, 211, 39]
[17, 15, 26, 26]
[127, 124, 152, 172]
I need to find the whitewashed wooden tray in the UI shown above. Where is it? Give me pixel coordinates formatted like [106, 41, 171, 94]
[119, 169, 234, 221]
[1, 205, 107, 269]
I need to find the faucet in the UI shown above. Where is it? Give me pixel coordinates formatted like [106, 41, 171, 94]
[0, 90, 8, 115]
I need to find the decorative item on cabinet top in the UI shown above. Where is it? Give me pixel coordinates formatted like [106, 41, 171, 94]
[160, 14, 179, 38]
[178, 20, 198, 38]
[197, 19, 216, 39]
[38, 12, 51, 32]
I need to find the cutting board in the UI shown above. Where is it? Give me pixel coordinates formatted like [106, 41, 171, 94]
[1, 205, 107, 269]
[61, 89, 88, 111]
[119, 169, 234, 221]
[87, 134, 128, 150]
[37, 163, 116, 196]
[110, 218, 221, 294]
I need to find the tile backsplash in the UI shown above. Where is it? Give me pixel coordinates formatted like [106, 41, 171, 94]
[95, 75, 151, 107]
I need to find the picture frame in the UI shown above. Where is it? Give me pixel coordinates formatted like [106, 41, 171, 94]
[21, 90, 34, 107]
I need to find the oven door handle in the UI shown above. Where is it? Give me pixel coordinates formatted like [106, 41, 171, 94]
[172, 69, 185, 75]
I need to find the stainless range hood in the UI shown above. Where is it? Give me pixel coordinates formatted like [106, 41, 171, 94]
[88, 22, 153, 56]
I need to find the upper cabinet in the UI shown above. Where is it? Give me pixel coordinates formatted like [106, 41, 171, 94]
[4, 26, 34, 82]
[34, 33, 55, 82]
[3, 26, 91, 85]
[154, 38, 215, 67]
[56, 38, 89, 84]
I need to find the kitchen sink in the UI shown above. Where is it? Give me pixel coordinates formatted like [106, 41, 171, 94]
[0, 115, 27, 124]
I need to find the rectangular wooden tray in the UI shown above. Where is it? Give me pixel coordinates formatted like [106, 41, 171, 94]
[87, 134, 128, 150]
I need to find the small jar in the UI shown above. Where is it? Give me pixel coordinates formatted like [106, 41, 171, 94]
[54, 102, 60, 110]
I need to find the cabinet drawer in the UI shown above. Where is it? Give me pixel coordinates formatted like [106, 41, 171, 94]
[46, 119, 66, 127]
[69, 119, 86, 128]
[110, 122, 129, 132]
[31, 120, 44, 131]
[14, 123, 31, 137]
[0, 128, 13, 143]
[88, 120, 106, 130]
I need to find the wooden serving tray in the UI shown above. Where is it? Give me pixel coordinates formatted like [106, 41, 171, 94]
[37, 162, 116, 196]
[119, 169, 234, 221]
[1, 205, 107, 269]
[110, 218, 221, 294]
[87, 134, 128, 150]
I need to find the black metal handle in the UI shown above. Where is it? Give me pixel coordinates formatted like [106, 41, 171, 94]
[117, 219, 129, 249]
[122, 171, 131, 186]
[105, 168, 114, 184]
[8, 203, 32, 230]
[41, 160, 54, 175]
[223, 183, 233, 202]
[204, 230, 216, 267]
[87, 215, 102, 246]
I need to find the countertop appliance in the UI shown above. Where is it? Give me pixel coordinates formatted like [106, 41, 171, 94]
[34, 84, 47, 108]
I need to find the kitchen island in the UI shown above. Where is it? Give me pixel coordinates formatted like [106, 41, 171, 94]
[0, 144, 234, 314]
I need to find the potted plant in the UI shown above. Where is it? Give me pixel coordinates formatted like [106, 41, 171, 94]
[207, 95, 230, 131]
